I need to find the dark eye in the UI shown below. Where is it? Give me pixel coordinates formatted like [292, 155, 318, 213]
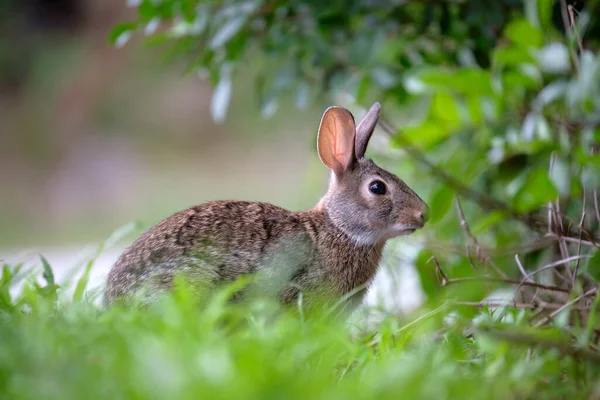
[369, 180, 387, 195]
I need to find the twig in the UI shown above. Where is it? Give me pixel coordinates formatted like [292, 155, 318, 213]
[425, 238, 555, 257]
[560, 0, 580, 71]
[477, 326, 600, 363]
[514, 254, 539, 304]
[515, 254, 592, 295]
[465, 245, 477, 270]
[451, 301, 589, 311]
[547, 208, 598, 244]
[594, 189, 600, 224]
[549, 234, 600, 248]
[515, 254, 530, 281]
[534, 287, 598, 328]
[455, 196, 508, 278]
[568, 4, 584, 54]
[442, 276, 569, 293]
[428, 256, 447, 285]
[573, 189, 587, 287]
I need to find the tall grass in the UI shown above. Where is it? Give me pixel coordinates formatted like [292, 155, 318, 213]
[1, 237, 598, 400]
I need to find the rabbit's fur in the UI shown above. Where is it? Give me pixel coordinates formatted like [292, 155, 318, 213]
[104, 103, 428, 309]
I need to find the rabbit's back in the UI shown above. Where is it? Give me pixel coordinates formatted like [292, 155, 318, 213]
[104, 201, 319, 303]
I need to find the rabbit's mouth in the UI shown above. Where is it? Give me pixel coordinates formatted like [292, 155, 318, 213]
[397, 228, 416, 236]
[393, 224, 423, 236]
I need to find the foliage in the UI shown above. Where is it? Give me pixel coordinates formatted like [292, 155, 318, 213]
[1, 258, 600, 400]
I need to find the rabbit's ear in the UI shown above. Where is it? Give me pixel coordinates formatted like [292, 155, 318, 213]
[317, 107, 356, 175]
[355, 102, 381, 159]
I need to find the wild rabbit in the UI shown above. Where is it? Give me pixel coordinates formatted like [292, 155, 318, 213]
[104, 103, 428, 310]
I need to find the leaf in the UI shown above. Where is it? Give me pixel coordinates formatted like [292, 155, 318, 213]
[505, 19, 543, 48]
[40, 256, 54, 286]
[371, 68, 397, 89]
[73, 222, 137, 302]
[296, 81, 310, 110]
[104, 221, 138, 250]
[532, 81, 567, 111]
[414, 249, 438, 299]
[420, 69, 493, 96]
[431, 90, 460, 129]
[354, 74, 371, 105]
[210, 16, 247, 49]
[144, 17, 160, 36]
[260, 97, 278, 119]
[537, 43, 571, 74]
[73, 259, 94, 303]
[428, 185, 454, 224]
[211, 66, 233, 124]
[520, 113, 536, 142]
[536, 0, 555, 30]
[548, 156, 570, 196]
[402, 120, 450, 150]
[513, 167, 558, 212]
[493, 47, 535, 66]
[581, 163, 600, 189]
[471, 211, 506, 235]
[109, 22, 138, 47]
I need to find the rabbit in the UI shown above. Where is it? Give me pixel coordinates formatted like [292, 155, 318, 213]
[104, 102, 429, 310]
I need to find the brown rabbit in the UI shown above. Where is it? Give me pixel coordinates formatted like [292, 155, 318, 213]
[104, 103, 428, 309]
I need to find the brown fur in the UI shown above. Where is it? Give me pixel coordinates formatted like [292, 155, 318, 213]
[104, 103, 428, 310]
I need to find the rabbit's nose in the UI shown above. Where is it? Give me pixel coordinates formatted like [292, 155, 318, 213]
[417, 205, 429, 224]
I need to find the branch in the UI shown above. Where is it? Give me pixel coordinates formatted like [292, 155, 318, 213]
[534, 287, 598, 328]
[455, 196, 508, 278]
[549, 234, 600, 249]
[560, 0, 580, 71]
[425, 238, 554, 257]
[515, 254, 592, 294]
[594, 189, 600, 225]
[442, 276, 569, 293]
[451, 300, 589, 311]
[477, 326, 600, 363]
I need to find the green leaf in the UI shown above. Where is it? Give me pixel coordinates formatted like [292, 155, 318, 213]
[504, 19, 543, 48]
[431, 90, 460, 129]
[109, 22, 138, 47]
[420, 69, 493, 96]
[428, 185, 454, 224]
[513, 167, 558, 212]
[471, 211, 506, 235]
[548, 156, 570, 196]
[210, 65, 233, 124]
[414, 249, 438, 299]
[537, 0, 555, 30]
[581, 163, 600, 189]
[493, 47, 535, 66]
[402, 120, 451, 150]
[210, 16, 247, 49]
[40, 256, 55, 286]
[73, 259, 94, 303]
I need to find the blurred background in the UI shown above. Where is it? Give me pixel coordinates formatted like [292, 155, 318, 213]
[0, 1, 329, 247]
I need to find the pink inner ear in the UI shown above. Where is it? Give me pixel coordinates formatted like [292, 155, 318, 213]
[317, 107, 355, 174]
[329, 117, 350, 163]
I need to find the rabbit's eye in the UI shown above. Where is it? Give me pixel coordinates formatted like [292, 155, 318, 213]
[369, 180, 387, 195]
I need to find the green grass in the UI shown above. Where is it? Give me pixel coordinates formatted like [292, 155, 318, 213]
[1, 240, 599, 400]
